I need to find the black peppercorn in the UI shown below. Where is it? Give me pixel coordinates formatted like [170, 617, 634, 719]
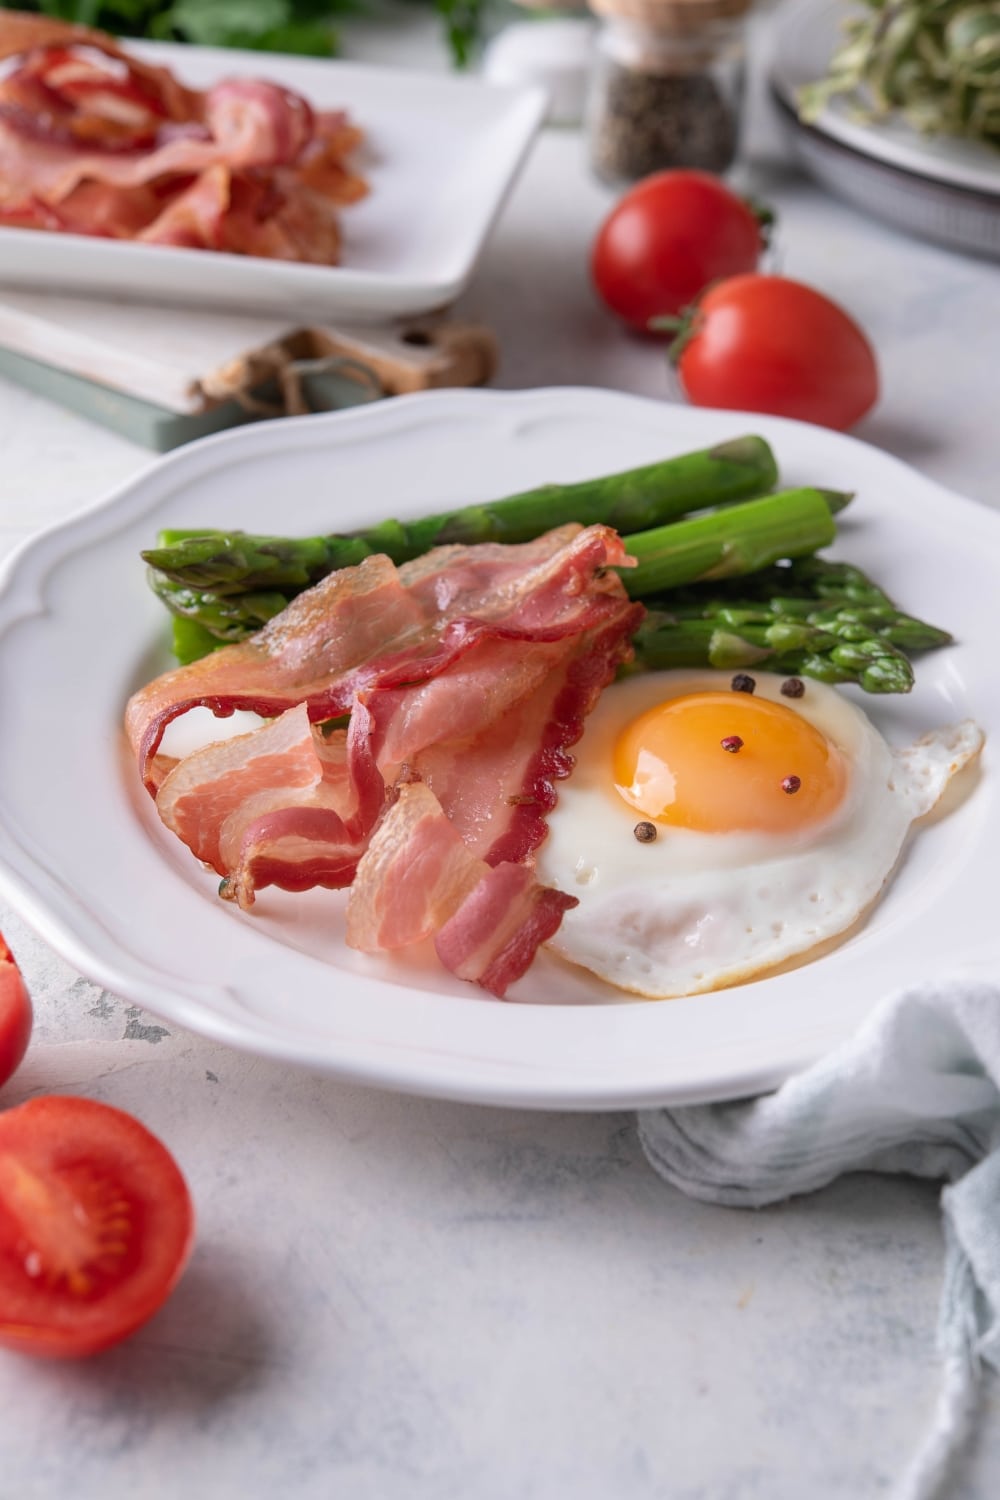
[633, 820, 657, 843]
[781, 678, 806, 699]
[731, 673, 756, 694]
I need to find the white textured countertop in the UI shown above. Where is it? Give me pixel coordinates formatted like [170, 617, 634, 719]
[1, 8, 999, 1499]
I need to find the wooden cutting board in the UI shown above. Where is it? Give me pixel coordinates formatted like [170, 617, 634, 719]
[0, 289, 499, 450]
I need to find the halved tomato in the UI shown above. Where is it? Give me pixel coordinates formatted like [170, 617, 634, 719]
[0, 1095, 194, 1357]
[0, 935, 32, 1090]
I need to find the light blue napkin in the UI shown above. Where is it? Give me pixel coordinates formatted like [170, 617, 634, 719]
[638, 979, 1000, 1500]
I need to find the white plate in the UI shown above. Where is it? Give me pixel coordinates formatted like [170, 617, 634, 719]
[0, 42, 546, 322]
[770, 0, 1000, 257]
[0, 388, 995, 1109]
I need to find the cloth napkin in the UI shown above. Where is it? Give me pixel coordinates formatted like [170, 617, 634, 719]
[638, 977, 1000, 1500]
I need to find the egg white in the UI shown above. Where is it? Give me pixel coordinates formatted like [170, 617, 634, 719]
[536, 669, 983, 998]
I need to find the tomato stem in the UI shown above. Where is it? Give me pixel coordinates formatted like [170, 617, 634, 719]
[744, 197, 776, 248]
[650, 306, 702, 366]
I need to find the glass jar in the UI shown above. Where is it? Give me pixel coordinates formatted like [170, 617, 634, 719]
[585, 0, 749, 186]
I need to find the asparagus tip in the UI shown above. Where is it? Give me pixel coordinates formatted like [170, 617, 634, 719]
[819, 488, 855, 515]
[708, 436, 779, 483]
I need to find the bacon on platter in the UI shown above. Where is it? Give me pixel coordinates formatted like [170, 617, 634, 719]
[0, 11, 365, 262]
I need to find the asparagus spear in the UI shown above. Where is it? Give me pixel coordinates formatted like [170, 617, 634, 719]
[639, 557, 952, 650]
[150, 485, 844, 647]
[149, 577, 292, 642]
[621, 488, 840, 598]
[141, 435, 779, 592]
[632, 614, 917, 692]
[631, 557, 953, 693]
[162, 548, 950, 693]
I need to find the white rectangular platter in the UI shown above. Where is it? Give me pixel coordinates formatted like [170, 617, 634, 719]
[0, 41, 546, 322]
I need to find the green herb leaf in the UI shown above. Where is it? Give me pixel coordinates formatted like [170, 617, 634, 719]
[434, 0, 485, 68]
[237, 19, 337, 56]
[164, 0, 292, 48]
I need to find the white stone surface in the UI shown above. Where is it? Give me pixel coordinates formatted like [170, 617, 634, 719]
[1, 8, 999, 1498]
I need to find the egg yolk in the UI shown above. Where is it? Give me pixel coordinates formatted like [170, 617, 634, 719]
[613, 690, 847, 834]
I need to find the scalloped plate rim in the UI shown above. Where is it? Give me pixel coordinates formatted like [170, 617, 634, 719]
[0, 386, 997, 1110]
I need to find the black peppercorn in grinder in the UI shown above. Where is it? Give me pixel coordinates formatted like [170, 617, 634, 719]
[584, 0, 751, 185]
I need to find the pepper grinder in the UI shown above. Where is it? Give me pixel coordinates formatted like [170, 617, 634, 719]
[584, 0, 752, 186]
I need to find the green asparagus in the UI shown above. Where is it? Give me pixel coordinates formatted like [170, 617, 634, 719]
[150, 486, 844, 646]
[141, 435, 780, 592]
[620, 488, 841, 598]
[161, 549, 951, 694]
[631, 558, 953, 693]
[641, 556, 953, 648]
[150, 577, 292, 643]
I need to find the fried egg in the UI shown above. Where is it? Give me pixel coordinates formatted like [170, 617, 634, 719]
[536, 669, 983, 998]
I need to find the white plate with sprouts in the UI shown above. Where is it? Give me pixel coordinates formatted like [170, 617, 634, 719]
[769, 0, 1000, 258]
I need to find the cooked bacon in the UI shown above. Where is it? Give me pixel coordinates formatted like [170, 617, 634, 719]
[156, 702, 384, 907]
[2, 82, 317, 205]
[434, 864, 577, 998]
[344, 781, 489, 952]
[57, 177, 165, 238]
[0, 191, 64, 230]
[206, 80, 313, 167]
[220, 169, 344, 263]
[0, 12, 365, 262]
[345, 781, 577, 997]
[297, 111, 367, 201]
[126, 552, 421, 791]
[126, 527, 637, 794]
[0, 15, 202, 122]
[136, 163, 234, 250]
[411, 606, 646, 866]
[128, 526, 641, 995]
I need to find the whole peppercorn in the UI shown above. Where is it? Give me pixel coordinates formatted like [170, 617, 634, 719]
[781, 774, 802, 795]
[720, 735, 744, 753]
[731, 673, 756, 694]
[633, 820, 657, 843]
[781, 678, 806, 699]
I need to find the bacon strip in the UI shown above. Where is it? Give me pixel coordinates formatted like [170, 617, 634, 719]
[434, 864, 577, 999]
[0, 15, 202, 120]
[409, 607, 649, 866]
[131, 526, 641, 996]
[0, 13, 365, 262]
[346, 782, 577, 997]
[127, 527, 635, 794]
[345, 781, 490, 952]
[156, 698, 390, 909]
[127, 552, 421, 791]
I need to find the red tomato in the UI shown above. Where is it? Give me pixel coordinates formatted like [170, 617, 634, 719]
[0, 1095, 194, 1357]
[0, 935, 31, 1090]
[673, 274, 879, 431]
[591, 170, 765, 331]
